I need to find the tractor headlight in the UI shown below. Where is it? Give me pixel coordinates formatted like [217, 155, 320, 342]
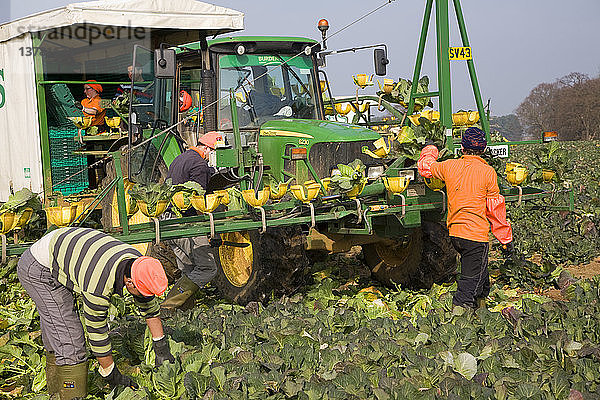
[367, 166, 384, 180]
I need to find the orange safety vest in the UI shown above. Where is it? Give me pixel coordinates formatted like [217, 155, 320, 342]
[81, 95, 106, 127]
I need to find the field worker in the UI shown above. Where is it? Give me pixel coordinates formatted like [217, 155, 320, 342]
[161, 131, 223, 310]
[17, 227, 176, 399]
[77, 80, 106, 129]
[417, 127, 514, 310]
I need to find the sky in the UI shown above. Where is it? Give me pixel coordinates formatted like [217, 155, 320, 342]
[2, 0, 599, 116]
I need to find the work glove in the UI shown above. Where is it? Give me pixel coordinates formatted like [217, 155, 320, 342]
[500, 241, 515, 259]
[103, 365, 138, 390]
[153, 336, 176, 367]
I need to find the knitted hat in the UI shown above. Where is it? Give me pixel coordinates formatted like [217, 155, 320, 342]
[85, 80, 103, 93]
[198, 131, 223, 149]
[131, 256, 168, 297]
[462, 127, 487, 151]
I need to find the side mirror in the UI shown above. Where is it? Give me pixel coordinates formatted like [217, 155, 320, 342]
[154, 48, 176, 78]
[374, 48, 389, 76]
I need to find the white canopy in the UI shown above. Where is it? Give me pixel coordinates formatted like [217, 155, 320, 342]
[0, 0, 244, 201]
[0, 0, 244, 43]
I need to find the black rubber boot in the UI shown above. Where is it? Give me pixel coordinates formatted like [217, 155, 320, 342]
[57, 360, 88, 400]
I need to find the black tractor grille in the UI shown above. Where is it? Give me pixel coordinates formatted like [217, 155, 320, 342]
[308, 140, 386, 178]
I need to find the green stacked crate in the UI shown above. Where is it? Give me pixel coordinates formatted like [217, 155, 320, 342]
[49, 127, 88, 195]
[47, 84, 84, 128]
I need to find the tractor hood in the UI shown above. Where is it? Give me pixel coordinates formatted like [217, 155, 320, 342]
[259, 119, 380, 143]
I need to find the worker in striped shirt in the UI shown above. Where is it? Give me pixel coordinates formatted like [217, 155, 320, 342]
[418, 127, 514, 310]
[17, 227, 175, 399]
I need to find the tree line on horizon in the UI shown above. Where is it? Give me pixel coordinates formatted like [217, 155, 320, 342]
[493, 72, 600, 142]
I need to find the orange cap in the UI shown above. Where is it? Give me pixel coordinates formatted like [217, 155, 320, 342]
[131, 256, 168, 297]
[198, 131, 223, 149]
[85, 80, 103, 93]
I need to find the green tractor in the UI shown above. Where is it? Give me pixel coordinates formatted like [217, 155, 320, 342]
[115, 32, 459, 302]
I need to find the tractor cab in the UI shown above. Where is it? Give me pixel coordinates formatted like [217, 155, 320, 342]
[210, 38, 322, 129]
[152, 37, 324, 135]
[147, 36, 385, 186]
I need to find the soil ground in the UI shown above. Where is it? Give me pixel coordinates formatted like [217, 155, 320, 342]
[566, 256, 600, 280]
[322, 248, 600, 303]
[543, 256, 600, 301]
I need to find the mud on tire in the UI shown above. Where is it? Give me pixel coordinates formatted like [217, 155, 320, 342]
[213, 226, 310, 305]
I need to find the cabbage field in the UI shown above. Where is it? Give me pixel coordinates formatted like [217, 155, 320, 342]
[1, 141, 600, 400]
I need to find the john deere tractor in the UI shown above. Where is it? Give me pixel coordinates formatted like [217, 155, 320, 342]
[110, 32, 458, 304]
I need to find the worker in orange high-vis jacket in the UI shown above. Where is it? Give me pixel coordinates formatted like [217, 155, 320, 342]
[417, 127, 514, 309]
[77, 80, 107, 129]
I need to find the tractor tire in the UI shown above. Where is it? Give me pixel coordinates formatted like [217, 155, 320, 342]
[100, 149, 128, 230]
[363, 221, 458, 289]
[212, 226, 310, 305]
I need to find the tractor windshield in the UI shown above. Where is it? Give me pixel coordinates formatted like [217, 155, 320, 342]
[217, 54, 318, 130]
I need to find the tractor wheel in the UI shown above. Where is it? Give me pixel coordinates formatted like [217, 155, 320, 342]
[100, 147, 128, 230]
[363, 221, 458, 289]
[213, 226, 310, 305]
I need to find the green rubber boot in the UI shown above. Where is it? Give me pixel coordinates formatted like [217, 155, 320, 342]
[57, 360, 88, 400]
[46, 352, 60, 397]
[161, 275, 199, 310]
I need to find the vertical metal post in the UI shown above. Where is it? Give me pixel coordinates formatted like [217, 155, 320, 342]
[230, 91, 247, 190]
[453, 0, 490, 138]
[32, 34, 52, 202]
[407, 0, 434, 118]
[436, 0, 453, 153]
[128, 46, 139, 182]
[111, 151, 129, 235]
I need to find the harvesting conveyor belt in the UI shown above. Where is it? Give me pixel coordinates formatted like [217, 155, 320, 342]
[3, 178, 573, 258]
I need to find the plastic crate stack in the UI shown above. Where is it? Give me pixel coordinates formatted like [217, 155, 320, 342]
[46, 84, 84, 128]
[49, 127, 88, 195]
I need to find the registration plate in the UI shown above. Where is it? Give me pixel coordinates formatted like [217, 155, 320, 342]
[488, 144, 510, 158]
[449, 47, 472, 60]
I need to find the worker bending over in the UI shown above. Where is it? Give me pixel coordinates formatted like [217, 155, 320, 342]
[161, 131, 223, 309]
[17, 227, 175, 399]
[418, 127, 514, 309]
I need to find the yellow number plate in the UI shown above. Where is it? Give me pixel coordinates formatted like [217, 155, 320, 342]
[449, 47, 472, 60]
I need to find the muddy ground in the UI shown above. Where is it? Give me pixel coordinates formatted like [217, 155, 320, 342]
[543, 256, 600, 301]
